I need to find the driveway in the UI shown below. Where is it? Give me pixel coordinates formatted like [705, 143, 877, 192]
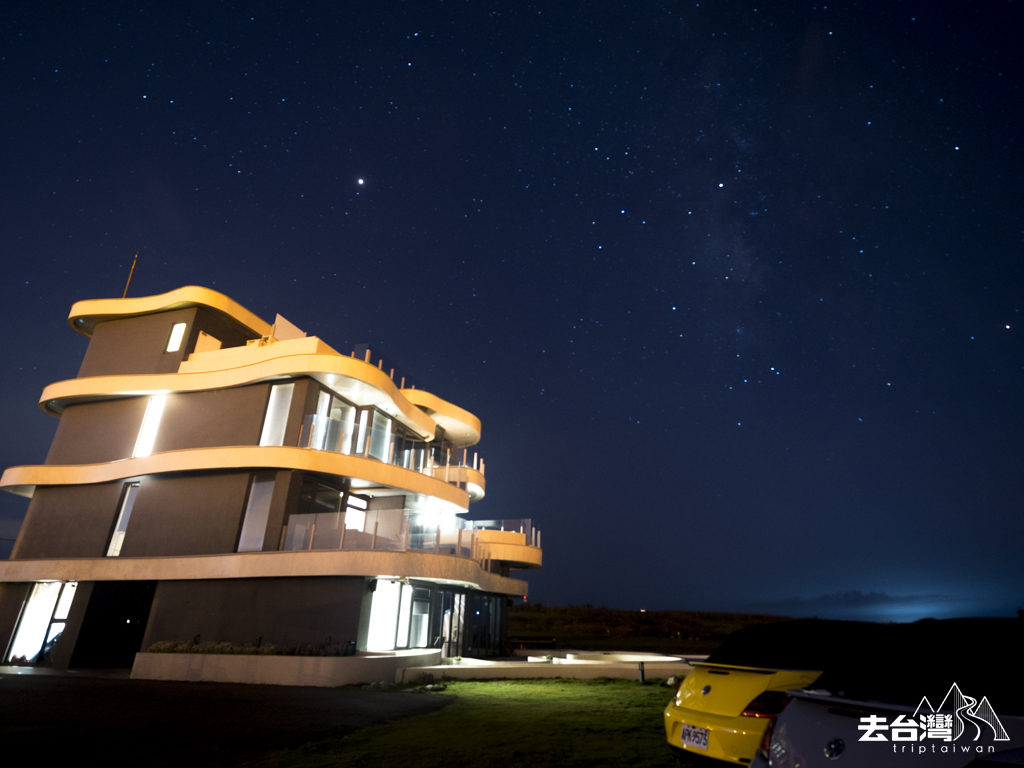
[0, 668, 453, 766]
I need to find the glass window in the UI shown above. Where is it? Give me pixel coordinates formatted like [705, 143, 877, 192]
[345, 494, 367, 531]
[395, 583, 413, 649]
[5, 581, 78, 664]
[297, 389, 360, 454]
[329, 398, 355, 454]
[410, 594, 431, 648]
[366, 579, 402, 652]
[259, 383, 294, 447]
[311, 511, 344, 549]
[368, 410, 393, 461]
[53, 581, 78, 620]
[238, 473, 275, 551]
[354, 409, 369, 455]
[132, 395, 166, 458]
[165, 322, 187, 352]
[107, 482, 140, 557]
[282, 479, 346, 550]
[282, 513, 315, 550]
[315, 389, 331, 419]
[303, 391, 333, 451]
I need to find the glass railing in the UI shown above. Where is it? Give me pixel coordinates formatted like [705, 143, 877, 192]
[298, 414, 485, 482]
[279, 512, 535, 559]
[467, 518, 534, 540]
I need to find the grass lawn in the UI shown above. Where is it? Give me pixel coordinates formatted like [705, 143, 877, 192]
[243, 678, 690, 768]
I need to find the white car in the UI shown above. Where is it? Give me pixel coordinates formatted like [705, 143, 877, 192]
[751, 618, 1024, 767]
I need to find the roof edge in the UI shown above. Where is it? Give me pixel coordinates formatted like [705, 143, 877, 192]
[68, 285, 273, 338]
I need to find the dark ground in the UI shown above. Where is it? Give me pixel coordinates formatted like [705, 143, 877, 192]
[0, 668, 452, 767]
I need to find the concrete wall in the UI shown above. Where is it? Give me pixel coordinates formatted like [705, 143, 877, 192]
[156, 384, 268, 452]
[78, 308, 200, 377]
[76, 305, 260, 379]
[120, 473, 252, 557]
[12, 483, 124, 558]
[141, 576, 367, 651]
[189, 305, 262, 351]
[47, 384, 270, 467]
[282, 378, 313, 448]
[13, 471, 269, 559]
[131, 648, 442, 687]
[402, 655, 695, 683]
[46, 398, 148, 465]
[49, 580, 94, 669]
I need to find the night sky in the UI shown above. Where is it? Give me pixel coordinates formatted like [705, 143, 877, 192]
[2, 2, 1020, 622]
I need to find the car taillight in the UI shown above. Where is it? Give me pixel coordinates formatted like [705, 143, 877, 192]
[741, 691, 790, 717]
[757, 717, 776, 762]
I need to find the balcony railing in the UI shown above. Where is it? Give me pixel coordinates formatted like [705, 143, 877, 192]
[278, 512, 536, 559]
[298, 414, 484, 484]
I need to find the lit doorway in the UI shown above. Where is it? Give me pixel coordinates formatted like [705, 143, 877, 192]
[4, 581, 78, 665]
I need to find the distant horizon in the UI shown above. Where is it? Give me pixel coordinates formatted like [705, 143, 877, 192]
[516, 594, 1022, 624]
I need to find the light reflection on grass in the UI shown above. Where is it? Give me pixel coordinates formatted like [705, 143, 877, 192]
[244, 678, 689, 768]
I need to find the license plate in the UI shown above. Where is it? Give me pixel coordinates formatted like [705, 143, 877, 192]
[680, 723, 709, 750]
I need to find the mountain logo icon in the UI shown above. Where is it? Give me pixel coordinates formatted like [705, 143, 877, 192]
[912, 683, 1010, 742]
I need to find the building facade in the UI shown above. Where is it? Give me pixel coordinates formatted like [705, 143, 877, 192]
[0, 286, 540, 670]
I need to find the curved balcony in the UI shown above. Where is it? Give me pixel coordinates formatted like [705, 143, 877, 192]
[472, 527, 543, 570]
[401, 388, 481, 446]
[300, 413, 485, 501]
[40, 336, 438, 439]
[0, 549, 529, 597]
[276, 511, 538, 574]
[0, 446, 472, 510]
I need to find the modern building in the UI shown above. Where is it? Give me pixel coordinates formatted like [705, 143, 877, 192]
[0, 286, 540, 672]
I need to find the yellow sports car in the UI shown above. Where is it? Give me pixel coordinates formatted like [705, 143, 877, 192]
[665, 661, 821, 763]
[664, 620, 880, 764]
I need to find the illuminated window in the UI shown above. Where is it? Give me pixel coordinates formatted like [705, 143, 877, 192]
[355, 409, 369, 455]
[301, 389, 356, 453]
[133, 395, 166, 458]
[238, 474, 275, 551]
[368, 410, 393, 461]
[366, 579, 402, 651]
[4, 581, 78, 664]
[328, 397, 355, 454]
[259, 383, 294, 446]
[107, 482, 140, 557]
[165, 322, 187, 352]
[395, 583, 413, 649]
[345, 494, 367, 530]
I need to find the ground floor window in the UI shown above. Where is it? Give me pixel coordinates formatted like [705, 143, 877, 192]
[366, 579, 403, 651]
[366, 580, 441, 652]
[440, 592, 466, 657]
[364, 581, 508, 656]
[5, 581, 78, 665]
[466, 594, 506, 657]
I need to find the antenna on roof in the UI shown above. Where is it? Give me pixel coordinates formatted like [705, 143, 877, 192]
[122, 252, 139, 298]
